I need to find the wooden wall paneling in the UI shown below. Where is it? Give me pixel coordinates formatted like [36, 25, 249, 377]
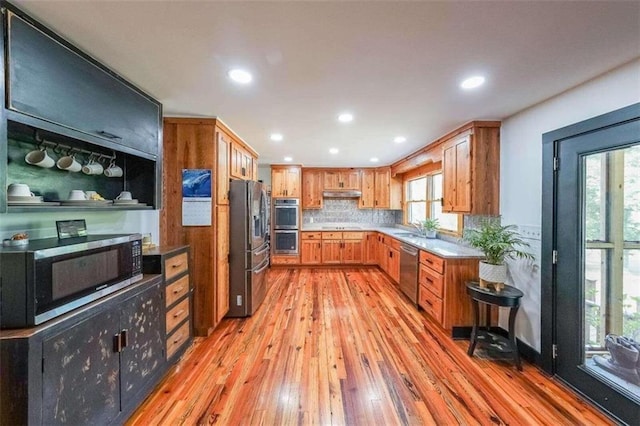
[162, 118, 222, 336]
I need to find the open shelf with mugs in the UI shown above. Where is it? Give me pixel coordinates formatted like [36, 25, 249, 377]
[3, 120, 156, 212]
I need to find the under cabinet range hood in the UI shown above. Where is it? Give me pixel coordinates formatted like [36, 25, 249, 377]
[322, 190, 362, 198]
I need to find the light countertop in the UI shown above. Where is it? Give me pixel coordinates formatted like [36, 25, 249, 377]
[300, 223, 483, 259]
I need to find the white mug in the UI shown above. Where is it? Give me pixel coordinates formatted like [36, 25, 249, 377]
[116, 191, 133, 201]
[25, 148, 55, 168]
[68, 190, 87, 200]
[104, 162, 123, 178]
[7, 183, 34, 197]
[82, 159, 104, 175]
[57, 155, 82, 172]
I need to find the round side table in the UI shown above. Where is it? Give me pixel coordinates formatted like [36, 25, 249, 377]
[466, 281, 524, 371]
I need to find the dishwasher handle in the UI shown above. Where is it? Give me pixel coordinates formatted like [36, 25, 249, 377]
[400, 244, 419, 256]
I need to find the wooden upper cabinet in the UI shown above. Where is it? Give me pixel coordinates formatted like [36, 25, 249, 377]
[359, 169, 375, 209]
[441, 123, 500, 214]
[271, 166, 301, 198]
[373, 167, 402, 209]
[216, 132, 230, 205]
[323, 169, 361, 190]
[230, 141, 257, 180]
[302, 169, 323, 209]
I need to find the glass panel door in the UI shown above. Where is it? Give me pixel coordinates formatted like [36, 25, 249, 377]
[583, 146, 640, 397]
[554, 116, 640, 424]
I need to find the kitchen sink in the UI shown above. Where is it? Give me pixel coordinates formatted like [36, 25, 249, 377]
[393, 232, 419, 237]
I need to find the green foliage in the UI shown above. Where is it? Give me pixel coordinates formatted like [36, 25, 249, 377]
[419, 218, 439, 231]
[462, 220, 534, 265]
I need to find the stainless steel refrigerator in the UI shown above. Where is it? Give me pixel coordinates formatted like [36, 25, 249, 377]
[227, 180, 270, 317]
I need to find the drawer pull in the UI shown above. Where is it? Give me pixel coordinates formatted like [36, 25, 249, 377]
[171, 262, 183, 269]
[173, 333, 183, 344]
[425, 299, 433, 306]
[173, 309, 185, 318]
[426, 278, 433, 284]
[172, 286, 183, 294]
[425, 259, 433, 264]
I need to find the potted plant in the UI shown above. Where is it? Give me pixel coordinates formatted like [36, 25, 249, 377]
[414, 218, 439, 238]
[462, 220, 534, 291]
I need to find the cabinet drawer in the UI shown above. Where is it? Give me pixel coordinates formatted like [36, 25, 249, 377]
[166, 320, 190, 359]
[322, 232, 343, 240]
[389, 238, 401, 251]
[271, 255, 300, 265]
[301, 232, 322, 240]
[342, 231, 364, 240]
[419, 285, 443, 324]
[166, 297, 190, 334]
[165, 252, 189, 281]
[419, 251, 445, 274]
[165, 275, 190, 307]
[419, 264, 444, 298]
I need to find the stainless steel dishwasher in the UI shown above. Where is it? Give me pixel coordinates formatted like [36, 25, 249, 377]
[399, 244, 419, 305]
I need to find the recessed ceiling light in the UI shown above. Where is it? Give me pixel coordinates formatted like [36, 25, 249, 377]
[270, 133, 283, 141]
[283, 156, 293, 162]
[329, 148, 339, 154]
[228, 68, 253, 84]
[338, 113, 354, 123]
[460, 76, 485, 89]
[394, 136, 406, 143]
[370, 157, 379, 163]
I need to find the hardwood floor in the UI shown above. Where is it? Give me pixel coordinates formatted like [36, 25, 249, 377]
[129, 268, 612, 425]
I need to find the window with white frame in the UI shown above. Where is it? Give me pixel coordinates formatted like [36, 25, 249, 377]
[406, 173, 459, 233]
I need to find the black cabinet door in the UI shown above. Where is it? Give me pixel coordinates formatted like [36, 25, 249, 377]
[42, 309, 121, 425]
[119, 281, 164, 406]
[7, 12, 160, 156]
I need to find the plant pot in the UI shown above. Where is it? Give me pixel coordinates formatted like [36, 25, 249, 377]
[425, 230, 436, 239]
[479, 261, 507, 291]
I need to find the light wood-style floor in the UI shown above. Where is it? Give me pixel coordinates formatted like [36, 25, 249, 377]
[129, 268, 612, 425]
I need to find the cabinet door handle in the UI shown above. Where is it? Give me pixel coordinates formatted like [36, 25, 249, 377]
[121, 329, 128, 349]
[113, 333, 122, 353]
[241, 167, 246, 176]
[96, 130, 122, 140]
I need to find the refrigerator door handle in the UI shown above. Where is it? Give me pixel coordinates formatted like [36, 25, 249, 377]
[255, 245, 270, 256]
[254, 259, 270, 274]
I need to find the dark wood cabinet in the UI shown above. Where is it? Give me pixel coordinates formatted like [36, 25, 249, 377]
[6, 11, 161, 157]
[0, 276, 165, 425]
[0, 5, 163, 213]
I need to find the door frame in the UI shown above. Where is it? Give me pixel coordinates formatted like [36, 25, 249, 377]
[541, 102, 640, 419]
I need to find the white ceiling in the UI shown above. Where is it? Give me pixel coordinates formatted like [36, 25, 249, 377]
[13, 1, 640, 167]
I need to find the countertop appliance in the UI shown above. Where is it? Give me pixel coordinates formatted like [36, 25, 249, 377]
[0, 234, 143, 328]
[399, 243, 419, 305]
[227, 180, 270, 317]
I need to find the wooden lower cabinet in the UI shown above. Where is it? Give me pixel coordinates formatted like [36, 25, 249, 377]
[271, 254, 300, 265]
[388, 246, 400, 283]
[320, 231, 363, 264]
[418, 250, 480, 330]
[0, 276, 166, 425]
[300, 232, 322, 264]
[142, 245, 194, 362]
[364, 232, 378, 264]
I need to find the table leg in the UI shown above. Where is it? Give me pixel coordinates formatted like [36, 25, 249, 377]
[508, 305, 522, 371]
[467, 299, 480, 356]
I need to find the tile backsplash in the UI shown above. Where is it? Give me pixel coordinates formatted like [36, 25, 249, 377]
[302, 199, 402, 225]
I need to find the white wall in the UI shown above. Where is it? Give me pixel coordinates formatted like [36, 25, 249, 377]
[500, 58, 640, 351]
[0, 210, 159, 243]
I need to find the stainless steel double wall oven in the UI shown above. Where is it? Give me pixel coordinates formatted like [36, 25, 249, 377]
[272, 198, 299, 254]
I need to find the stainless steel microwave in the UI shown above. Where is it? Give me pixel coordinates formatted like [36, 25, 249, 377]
[0, 234, 143, 328]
